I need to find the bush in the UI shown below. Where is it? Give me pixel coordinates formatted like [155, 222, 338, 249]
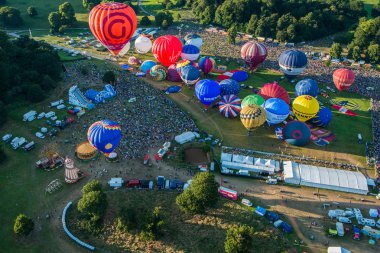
[0, 0, 6, 6]
[0, 7, 23, 27]
[82, 180, 102, 194]
[102, 71, 116, 84]
[78, 213, 102, 235]
[140, 16, 151, 26]
[14, 214, 34, 236]
[83, 0, 101, 11]
[27, 6, 38, 17]
[26, 85, 45, 102]
[0, 145, 7, 164]
[0, 101, 7, 128]
[162, 19, 169, 29]
[77, 191, 107, 216]
[225, 225, 254, 253]
[155, 11, 173, 28]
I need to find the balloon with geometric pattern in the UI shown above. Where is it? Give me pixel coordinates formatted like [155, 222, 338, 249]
[219, 95, 241, 118]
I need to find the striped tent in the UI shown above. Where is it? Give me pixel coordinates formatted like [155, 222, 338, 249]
[64, 156, 80, 184]
[219, 95, 242, 118]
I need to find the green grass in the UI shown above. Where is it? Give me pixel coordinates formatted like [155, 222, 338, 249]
[363, 0, 379, 17]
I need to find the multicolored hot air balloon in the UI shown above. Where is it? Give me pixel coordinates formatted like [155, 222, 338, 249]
[292, 95, 320, 122]
[258, 82, 290, 104]
[240, 104, 266, 133]
[89, 2, 137, 56]
[309, 107, 332, 127]
[128, 56, 139, 65]
[241, 94, 265, 108]
[87, 120, 122, 156]
[278, 50, 308, 79]
[333, 68, 355, 91]
[181, 44, 200, 61]
[184, 33, 203, 49]
[263, 98, 290, 125]
[219, 79, 240, 96]
[198, 56, 214, 75]
[282, 121, 311, 146]
[135, 34, 153, 54]
[195, 79, 220, 107]
[176, 59, 196, 74]
[241, 42, 267, 70]
[180, 65, 200, 85]
[152, 35, 182, 67]
[166, 64, 182, 82]
[295, 79, 319, 97]
[219, 95, 241, 118]
[141, 60, 156, 74]
[149, 65, 166, 81]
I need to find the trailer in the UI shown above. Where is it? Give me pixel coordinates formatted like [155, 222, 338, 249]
[218, 186, 238, 200]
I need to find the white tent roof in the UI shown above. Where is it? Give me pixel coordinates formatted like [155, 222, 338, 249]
[254, 158, 266, 166]
[221, 152, 232, 162]
[327, 247, 350, 253]
[222, 161, 275, 174]
[108, 178, 124, 186]
[175, 132, 195, 144]
[232, 154, 253, 164]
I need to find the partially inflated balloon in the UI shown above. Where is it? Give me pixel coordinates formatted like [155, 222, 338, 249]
[263, 98, 290, 125]
[181, 45, 200, 61]
[333, 68, 355, 91]
[309, 107, 332, 127]
[258, 82, 290, 104]
[152, 35, 182, 67]
[292, 95, 319, 122]
[282, 121, 311, 146]
[89, 3, 137, 56]
[141, 60, 156, 74]
[240, 105, 266, 131]
[87, 120, 122, 156]
[198, 56, 214, 74]
[184, 33, 203, 49]
[219, 79, 240, 96]
[278, 50, 308, 79]
[295, 79, 318, 97]
[241, 94, 265, 108]
[176, 59, 195, 74]
[241, 42, 267, 70]
[135, 35, 153, 54]
[195, 79, 220, 106]
[149, 65, 166, 81]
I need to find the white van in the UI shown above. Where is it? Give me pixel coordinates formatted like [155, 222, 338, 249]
[37, 112, 46, 119]
[241, 198, 253, 207]
[45, 111, 56, 118]
[2, 134, 12, 143]
[361, 218, 376, 227]
[338, 217, 352, 224]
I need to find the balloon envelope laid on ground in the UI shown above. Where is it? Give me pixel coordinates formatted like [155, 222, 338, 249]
[152, 35, 182, 67]
[180, 65, 200, 85]
[219, 95, 241, 118]
[258, 82, 290, 104]
[309, 107, 332, 127]
[241, 94, 265, 108]
[184, 33, 203, 49]
[263, 98, 290, 125]
[295, 79, 319, 97]
[198, 56, 214, 74]
[165, 85, 181, 93]
[282, 121, 311, 146]
[195, 79, 220, 106]
[149, 65, 166, 81]
[292, 95, 320, 122]
[240, 104, 266, 131]
[278, 50, 308, 79]
[87, 120, 122, 155]
[219, 79, 240, 96]
[141, 60, 156, 74]
[333, 68, 355, 91]
[241, 42, 267, 70]
[232, 71, 249, 82]
[135, 35, 153, 54]
[181, 44, 200, 61]
[89, 2, 137, 56]
[166, 64, 182, 82]
[128, 56, 138, 65]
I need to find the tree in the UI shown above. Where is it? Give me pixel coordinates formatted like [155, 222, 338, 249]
[155, 11, 173, 28]
[246, 15, 258, 35]
[0, 101, 6, 128]
[175, 13, 181, 21]
[14, 214, 34, 236]
[225, 225, 254, 253]
[352, 46, 362, 61]
[155, 12, 166, 26]
[367, 44, 380, 63]
[0, 7, 23, 27]
[77, 191, 108, 216]
[26, 85, 45, 102]
[27, 6, 38, 17]
[330, 43, 343, 59]
[48, 12, 61, 34]
[162, 19, 169, 29]
[227, 25, 237, 45]
[140, 16, 151, 26]
[83, 0, 101, 11]
[82, 180, 102, 194]
[0, 0, 6, 6]
[102, 71, 116, 84]
[59, 2, 76, 27]
[0, 145, 6, 163]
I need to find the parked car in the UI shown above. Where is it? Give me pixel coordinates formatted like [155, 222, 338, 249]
[35, 132, 45, 139]
[126, 179, 140, 188]
[338, 217, 352, 224]
[2, 134, 12, 143]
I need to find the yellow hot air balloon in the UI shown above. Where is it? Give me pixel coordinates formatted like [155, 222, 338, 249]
[240, 104, 266, 135]
[292, 95, 319, 122]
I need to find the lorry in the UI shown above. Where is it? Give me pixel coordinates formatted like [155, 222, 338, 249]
[23, 111, 37, 122]
[11, 137, 27, 150]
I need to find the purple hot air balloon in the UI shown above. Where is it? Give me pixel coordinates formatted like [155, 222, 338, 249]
[166, 64, 182, 82]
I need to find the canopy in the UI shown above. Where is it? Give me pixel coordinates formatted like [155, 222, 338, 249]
[75, 141, 98, 160]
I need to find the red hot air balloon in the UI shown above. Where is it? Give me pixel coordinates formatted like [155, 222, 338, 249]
[258, 82, 290, 104]
[241, 42, 267, 70]
[152, 35, 182, 67]
[333, 68, 355, 91]
[89, 2, 137, 56]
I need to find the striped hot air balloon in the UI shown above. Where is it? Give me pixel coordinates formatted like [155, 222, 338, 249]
[241, 42, 267, 70]
[152, 35, 182, 67]
[181, 44, 200, 61]
[219, 95, 242, 118]
[258, 82, 290, 104]
[198, 56, 214, 74]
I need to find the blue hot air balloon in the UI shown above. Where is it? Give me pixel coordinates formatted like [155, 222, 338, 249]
[309, 107, 332, 127]
[198, 56, 214, 74]
[295, 79, 319, 97]
[180, 65, 200, 85]
[181, 44, 200, 61]
[219, 79, 240, 96]
[195, 79, 220, 107]
[232, 70, 249, 82]
[278, 50, 308, 79]
[282, 121, 311, 146]
[263, 98, 290, 125]
[141, 60, 156, 74]
[87, 119, 122, 155]
[165, 85, 181, 93]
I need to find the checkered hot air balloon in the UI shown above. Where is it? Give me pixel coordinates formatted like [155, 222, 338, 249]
[219, 95, 242, 118]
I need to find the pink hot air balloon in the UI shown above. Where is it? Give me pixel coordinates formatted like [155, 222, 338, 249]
[241, 42, 267, 70]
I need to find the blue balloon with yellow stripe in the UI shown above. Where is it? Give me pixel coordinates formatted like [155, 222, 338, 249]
[87, 119, 122, 156]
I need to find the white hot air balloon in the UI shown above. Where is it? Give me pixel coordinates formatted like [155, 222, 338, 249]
[118, 42, 131, 56]
[135, 35, 153, 54]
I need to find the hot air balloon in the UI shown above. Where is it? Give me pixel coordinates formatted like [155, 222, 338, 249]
[258, 82, 290, 104]
[135, 35, 153, 54]
[180, 65, 200, 85]
[181, 44, 200, 61]
[231, 70, 249, 82]
[309, 107, 332, 127]
[241, 42, 267, 70]
[295, 79, 319, 97]
[198, 56, 214, 75]
[118, 42, 130, 56]
[89, 2, 137, 56]
[292, 95, 320, 122]
[149, 65, 166, 81]
[87, 120, 122, 156]
[219, 79, 240, 96]
[141, 60, 156, 74]
[166, 64, 182, 82]
[263, 98, 290, 125]
[128, 56, 139, 65]
[241, 94, 265, 108]
[333, 68, 355, 91]
[176, 59, 196, 74]
[240, 104, 266, 134]
[152, 35, 182, 67]
[278, 50, 308, 79]
[195, 79, 220, 107]
[282, 121, 311, 146]
[184, 33, 203, 49]
[219, 95, 241, 118]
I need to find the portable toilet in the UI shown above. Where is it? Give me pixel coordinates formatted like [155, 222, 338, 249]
[165, 179, 170, 189]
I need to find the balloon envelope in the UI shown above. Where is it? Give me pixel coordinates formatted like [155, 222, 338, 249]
[241, 42, 267, 70]
[292, 95, 320, 122]
[152, 35, 182, 67]
[180, 65, 200, 85]
[195, 79, 220, 106]
[219, 79, 240, 96]
[278, 50, 308, 78]
[309, 107, 332, 127]
[149, 65, 166, 81]
[128, 56, 138, 65]
[263, 98, 290, 125]
[181, 44, 200, 61]
[87, 119, 122, 155]
[118, 42, 131, 56]
[232, 71, 249, 82]
[166, 64, 182, 82]
[295, 79, 319, 97]
[141, 60, 156, 74]
[241, 94, 265, 108]
[184, 33, 203, 49]
[135, 35, 153, 54]
[198, 56, 214, 74]
[219, 95, 241, 118]
[166, 85, 181, 93]
[282, 121, 311, 146]
[240, 104, 266, 131]
[89, 3, 137, 56]
[333, 68, 355, 91]
[258, 82, 290, 104]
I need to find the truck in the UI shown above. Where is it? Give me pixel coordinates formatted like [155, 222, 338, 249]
[218, 186, 238, 200]
[336, 222, 344, 236]
[23, 111, 37, 122]
[35, 154, 64, 170]
[2, 134, 12, 143]
[156, 176, 165, 189]
[11, 137, 27, 150]
[23, 141, 35, 151]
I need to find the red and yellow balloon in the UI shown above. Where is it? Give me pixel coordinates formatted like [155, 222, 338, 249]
[152, 35, 182, 67]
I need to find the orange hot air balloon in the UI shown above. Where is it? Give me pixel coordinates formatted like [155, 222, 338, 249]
[89, 2, 137, 56]
[333, 68, 355, 91]
[152, 35, 182, 67]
